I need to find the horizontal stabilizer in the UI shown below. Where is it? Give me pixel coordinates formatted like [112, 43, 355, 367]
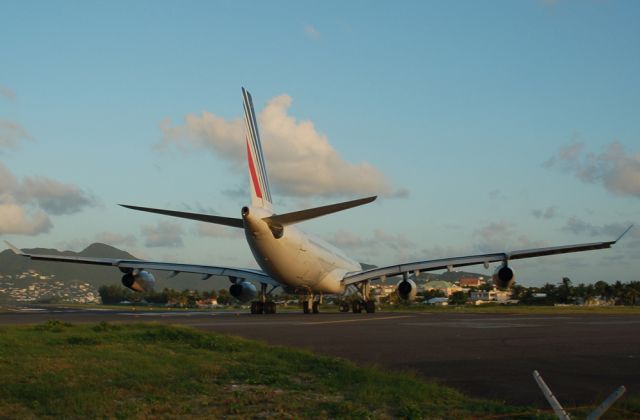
[263, 196, 376, 229]
[120, 204, 244, 228]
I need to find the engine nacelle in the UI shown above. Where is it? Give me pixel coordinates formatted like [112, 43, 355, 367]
[396, 278, 417, 301]
[493, 264, 516, 289]
[121, 270, 156, 293]
[229, 281, 258, 302]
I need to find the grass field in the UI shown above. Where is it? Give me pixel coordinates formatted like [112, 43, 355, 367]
[0, 321, 638, 419]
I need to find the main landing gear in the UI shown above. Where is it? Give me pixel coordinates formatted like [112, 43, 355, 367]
[339, 281, 376, 313]
[250, 283, 278, 314]
[302, 293, 321, 314]
[250, 301, 276, 314]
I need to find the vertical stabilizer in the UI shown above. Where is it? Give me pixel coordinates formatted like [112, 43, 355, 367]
[242, 87, 273, 211]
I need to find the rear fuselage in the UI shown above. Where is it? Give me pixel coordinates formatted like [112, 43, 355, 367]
[242, 205, 361, 294]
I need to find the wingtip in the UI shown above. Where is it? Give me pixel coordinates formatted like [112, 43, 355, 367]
[4, 240, 23, 255]
[615, 225, 633, 243]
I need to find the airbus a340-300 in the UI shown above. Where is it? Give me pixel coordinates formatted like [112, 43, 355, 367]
[7, 88, 631, 314]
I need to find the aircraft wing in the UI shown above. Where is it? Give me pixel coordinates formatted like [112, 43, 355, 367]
[341, 226, 632, 286]
[5, 241, 279, 286]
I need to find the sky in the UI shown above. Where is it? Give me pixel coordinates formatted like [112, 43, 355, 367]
[1, 0, 639, 287]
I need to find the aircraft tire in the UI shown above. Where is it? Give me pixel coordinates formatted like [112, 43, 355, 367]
[302, 300, 310, 314]
[264, 301, 276, 314]
[352, 301, 362, 313]
[365, 300, 376, 313]
[312, 301, 320, 314]
[339, 302, 350, 312]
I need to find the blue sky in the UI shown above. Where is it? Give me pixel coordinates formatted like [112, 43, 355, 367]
[1, 0, 639, 286]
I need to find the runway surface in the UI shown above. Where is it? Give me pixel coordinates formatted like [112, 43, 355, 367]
[1, 306, 639, 407]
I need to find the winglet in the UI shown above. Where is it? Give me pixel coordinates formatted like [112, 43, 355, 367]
[4, 240, 25, 256]
[615, 225, 633, 243]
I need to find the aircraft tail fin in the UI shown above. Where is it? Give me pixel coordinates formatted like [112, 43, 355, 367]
[242, 87, 273, 211]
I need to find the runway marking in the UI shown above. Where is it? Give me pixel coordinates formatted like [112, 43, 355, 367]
[402, 322, 542, 329]
[301, 315, 415, 325]
[570, 320, 640, 325]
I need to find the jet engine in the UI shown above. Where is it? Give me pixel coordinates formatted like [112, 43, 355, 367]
[396, 278, 417, 300]
[229, 281, 258, 302]
[121, 270, 156, 293]
[493, 264, 515, 289]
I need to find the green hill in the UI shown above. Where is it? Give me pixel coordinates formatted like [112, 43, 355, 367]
[0, 243, 231, 293]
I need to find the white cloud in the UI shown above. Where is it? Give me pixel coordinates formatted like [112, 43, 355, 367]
[0, 202, 51, 235]
[326, 228, 418, 263]
[195, 222, 242, 238]
[545, 142, 640, 198]
[562, 217, 637, 239]
[158, 93, 405, 199]
[0, 163, 97, 235]
[141, 220, 184, 248]
[304, 24, 320, 40]
[94, 231, 137, 248]
[0, 119, 31, 149]
[473, 221, 544, 253]
[18, 175, 97, 215]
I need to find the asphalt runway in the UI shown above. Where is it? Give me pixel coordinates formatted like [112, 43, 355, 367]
[1, 307, 639, 408]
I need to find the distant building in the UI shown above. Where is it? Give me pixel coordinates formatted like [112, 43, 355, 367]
[425, 297, 449, 306]
[370, 284, 397, 298]
[458, 277, 485, 288]
[468, 288, 511, 304]
[422, 280, 463, 297]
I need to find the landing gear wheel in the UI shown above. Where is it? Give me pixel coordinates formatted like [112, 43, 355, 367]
[312, 301, 320, 314]
[339, 302, 350, 312]
[263, 301, 276, 314]
[364, 300, 376, 313]
[251, 301, 264, 314]
[352, 301, 363, 313]
[302, 300, 311, 314]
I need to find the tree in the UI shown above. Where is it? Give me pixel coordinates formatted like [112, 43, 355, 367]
[557, 277, 573, 304]
[98, 285, 130, 304]
[449, 291, 468, 305]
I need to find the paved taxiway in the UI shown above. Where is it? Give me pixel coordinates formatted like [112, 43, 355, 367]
[1, 307, 639, 407]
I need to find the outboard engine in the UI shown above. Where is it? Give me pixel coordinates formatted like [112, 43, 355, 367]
[229, 281, 258, 302]
[396, 278, 417, 301]
[493, 264, 516, 289]
[121, 270, 156, 292]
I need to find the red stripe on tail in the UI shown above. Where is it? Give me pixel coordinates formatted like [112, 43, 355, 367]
[246, 138, 263, 199]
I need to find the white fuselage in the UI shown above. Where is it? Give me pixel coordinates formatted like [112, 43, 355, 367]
[242, 205, 361, 294]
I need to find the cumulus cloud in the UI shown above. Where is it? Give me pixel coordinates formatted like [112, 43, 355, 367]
[195, 223, 242, 238]
[562, 217, 636, 238]
[532, 206, 558, 220]
[158, 93, 405, 199]
[94, 231, 137, 248]
[304, 24, 320, 40]
[326, 228, 418, 263]
[0, 163, 97, 235]
[0, 119, 31, 149]
[0, 202, 51, 235]
[473, 221, 544, 253]
[141, 220, 184, 248]
[18, 176, 97, 215]
[545, 142, 640, 198]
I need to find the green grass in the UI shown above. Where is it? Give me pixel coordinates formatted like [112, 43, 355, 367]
[0, 321, 636, 419]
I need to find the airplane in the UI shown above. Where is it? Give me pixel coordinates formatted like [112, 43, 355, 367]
[6, 87, 633, 314]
